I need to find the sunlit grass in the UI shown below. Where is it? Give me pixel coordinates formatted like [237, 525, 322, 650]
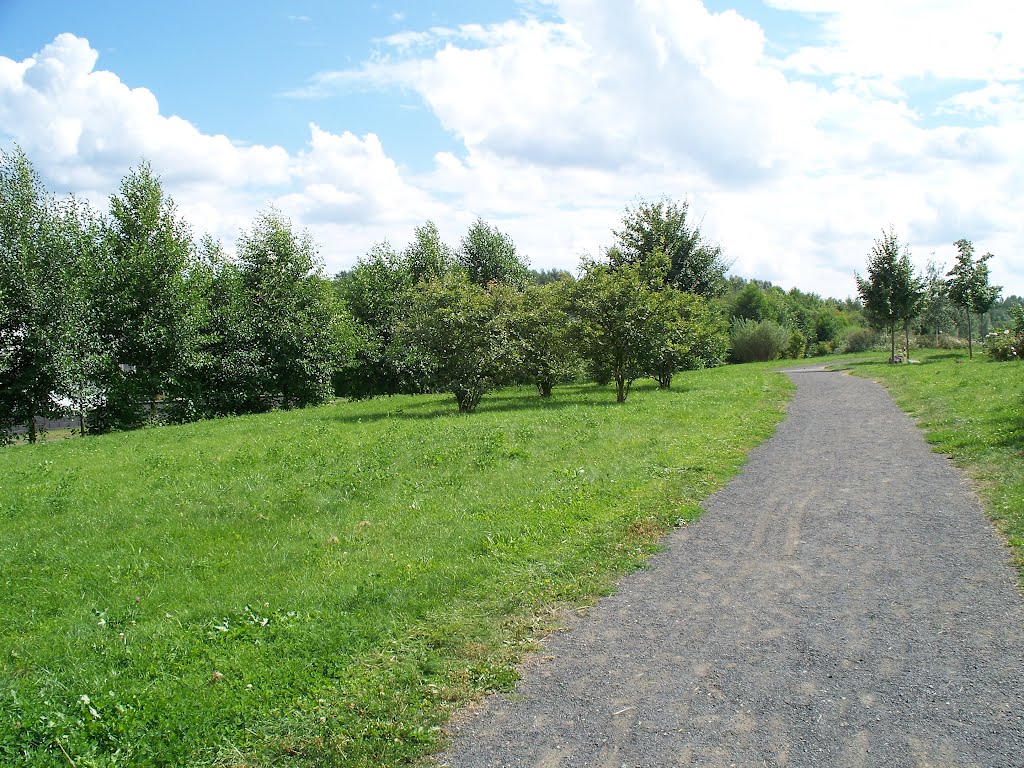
[1, 370, 792, 767]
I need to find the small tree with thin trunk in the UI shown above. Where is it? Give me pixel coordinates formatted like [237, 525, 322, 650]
[947, 239, 1001, 358]
[856, 227, 919, 363]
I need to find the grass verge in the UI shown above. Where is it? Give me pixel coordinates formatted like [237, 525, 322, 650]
[837, 349, 1024, 580]
[1, 368, 791, 767]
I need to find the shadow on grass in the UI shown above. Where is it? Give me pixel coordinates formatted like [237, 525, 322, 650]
[330, 387, 628, 424]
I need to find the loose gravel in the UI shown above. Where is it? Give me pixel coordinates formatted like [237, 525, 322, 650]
[436, 367, 1024, 768]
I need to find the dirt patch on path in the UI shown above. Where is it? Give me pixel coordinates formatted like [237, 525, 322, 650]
[435, 368, 1024, 767]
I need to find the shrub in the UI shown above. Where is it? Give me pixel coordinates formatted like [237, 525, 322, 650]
[810, 340, 834, 357]
[730, 318, 790, 363]
[842, 329, 879, 353]
[786, 329, 807, 359]
[985, 308, 1024, 362]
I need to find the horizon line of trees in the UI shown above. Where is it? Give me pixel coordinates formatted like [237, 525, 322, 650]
[4, 145, 1018, 443]
[2, 147, 739, 441]
[855, 226, 1010, 362]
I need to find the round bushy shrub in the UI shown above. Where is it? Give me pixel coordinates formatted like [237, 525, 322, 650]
[730, 318, 790, 363]
[786, 329, 807, 359]
[842, 328, 879, 353]
[985, 330, 1020, 361]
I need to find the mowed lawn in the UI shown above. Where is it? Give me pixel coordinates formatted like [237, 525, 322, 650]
[841, 349, 1024, 580]
[1, 369, 792, 767]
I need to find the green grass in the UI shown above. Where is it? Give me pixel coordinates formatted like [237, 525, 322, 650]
[1, 369, 792, 767]
[837, 349, 1024, 579]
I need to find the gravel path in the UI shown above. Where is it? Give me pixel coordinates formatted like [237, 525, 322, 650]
[436, 367, 1024, 768]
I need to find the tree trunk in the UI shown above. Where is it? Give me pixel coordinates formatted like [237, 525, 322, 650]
[656, 372, 672, 389]
[537, 380, 553, 398]
[79, 382, 86, 436]
[889, 322, 896, 363]
[27, 415, 37, 444]
[966, 308, 973, 358]
[455, 388, 480, 413]
[904, 321, 911, 364]
[615, 373, 626, 403]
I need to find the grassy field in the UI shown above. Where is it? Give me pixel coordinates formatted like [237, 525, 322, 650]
[838, 349, 1024, 579]
[1, 368, 792, 767]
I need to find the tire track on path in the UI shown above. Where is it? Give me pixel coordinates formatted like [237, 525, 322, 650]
[437, 367, 1024, 767]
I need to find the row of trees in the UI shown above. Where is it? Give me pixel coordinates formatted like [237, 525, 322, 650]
[2, 146, 735, 439]
[855, 227, 1002, 361]
[334, 199, 731, 409]
[1, 147, 357, 442]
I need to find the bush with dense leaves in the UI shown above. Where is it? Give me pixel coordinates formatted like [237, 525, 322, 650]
[729, 318, 790, 363]
[985, 307, 1024, 362]
[842, 329, 880, 353]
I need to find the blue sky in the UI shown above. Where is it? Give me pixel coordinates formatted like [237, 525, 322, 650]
[1, 1, 1021, 298]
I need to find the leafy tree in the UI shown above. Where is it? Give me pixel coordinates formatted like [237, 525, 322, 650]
[650, 289, 728, 388]
[398, 273, 519, 413]
[918, 258, 957, 346]
[335, 242, 414, 398]
[528, 267, 573, 286]
[92, 161, 198, 430]
[856, 227, 918, 363]
[176, 237, 267, 417]
[404, 220, 455, 283]
[0, 146, 84, 441]
[458, 218, 529, 289]
[571, 255, 666, 403]
[891, 253, 925, 363]
[237, 208, 357, 408]
[611, 198, 728, 297]
[515, 280, 580, 397]
[729, 281, 795, 330]
[947, 239, 1001, 358]
[52, 196, 107, 434]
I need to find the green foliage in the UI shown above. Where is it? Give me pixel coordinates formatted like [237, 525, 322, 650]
[842, 328, 881, 353]
[235, 208, 356, 409]
[528, 267, 574, 286]
[730, 281, 789, 326]
[947, 239, 1002, 358]
[398, 274, 520, 412]
[91, 162, 199, 431]
[334, 242, 415, 398]
[918, 259, 957, 342]
[611, 198, 727, 297]
[0, 148, 108, 442]
[985, 307, 1024, 362]
[458, 218, 529, 289]
[0, 146, 80, 442]
[571, 256, 665, 402]
[855, 227, 922, 363]
[0, 367, 792, 767]
[649, 289, 729, 388]
[786, 329, 807, 359]
[514, 280, 581, 397]
[729, 318, 790, 363]
[404, 220, 455, 283]
[180, 238, 269, 416]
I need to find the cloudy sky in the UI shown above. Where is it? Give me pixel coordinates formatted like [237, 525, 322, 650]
[1, 0, 1021, 299]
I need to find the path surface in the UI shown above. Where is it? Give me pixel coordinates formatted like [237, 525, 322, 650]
[436, 367, 1024, 768]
